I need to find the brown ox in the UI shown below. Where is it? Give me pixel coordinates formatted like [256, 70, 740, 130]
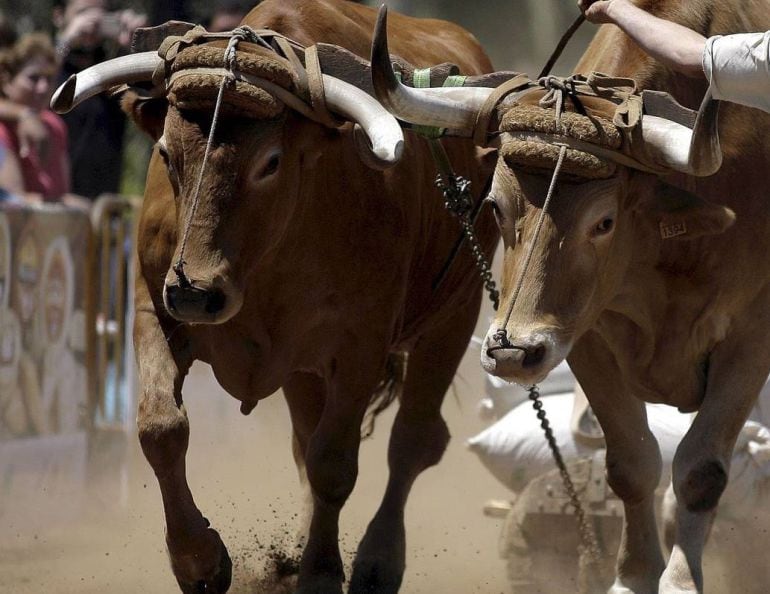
[371, 1, 770, 592]
[51, 1, 498, 593]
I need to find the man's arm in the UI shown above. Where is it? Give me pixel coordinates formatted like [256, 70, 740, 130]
[579, 0, 706, 78]
[703, 31, 770, 112]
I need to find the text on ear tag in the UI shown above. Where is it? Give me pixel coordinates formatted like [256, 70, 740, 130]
[660, 220, 687, 239]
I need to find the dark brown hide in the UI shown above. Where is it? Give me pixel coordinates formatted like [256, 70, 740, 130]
[132, 1, 497, 593]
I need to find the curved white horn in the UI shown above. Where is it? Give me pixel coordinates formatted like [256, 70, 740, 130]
[641, 91, 722, 176]
[49, 46, 403, 165]
[51, 51, 163, 113]
[239, 72, 405, 167]
[322, 74, 404, 166]
[370, 6, 492, 132]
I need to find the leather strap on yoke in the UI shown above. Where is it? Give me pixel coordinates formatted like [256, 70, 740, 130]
[473, 74, 536, 146]
[147, 22, 343, 129]
[303, 45, 340, 128]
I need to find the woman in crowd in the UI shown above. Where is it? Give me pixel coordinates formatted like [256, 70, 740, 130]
[0, 33, 71, 203]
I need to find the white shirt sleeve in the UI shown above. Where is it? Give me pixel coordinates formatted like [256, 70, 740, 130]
[702, 31, 770, 113]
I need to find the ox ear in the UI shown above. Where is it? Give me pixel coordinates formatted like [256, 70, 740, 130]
[638, 179, 735, 240]
[121, 91, 168, 141]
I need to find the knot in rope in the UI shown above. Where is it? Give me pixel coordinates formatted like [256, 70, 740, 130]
[222, 26, 271, 78]
[538, 75, 585, 128]
[223, 36, 241, 74]
[228, 25, 273, 50]
[488, 328, 516, 352]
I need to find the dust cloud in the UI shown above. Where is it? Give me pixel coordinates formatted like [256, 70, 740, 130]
[0, 342, 511, 594]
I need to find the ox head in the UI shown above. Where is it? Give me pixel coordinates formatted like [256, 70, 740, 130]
[53, 26, 404, 325]
[371, 7, 734, 385]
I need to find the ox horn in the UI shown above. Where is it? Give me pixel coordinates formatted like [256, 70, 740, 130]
[50, 49, 402, 166]
[51, 51, 163, 113]
[639, 91, 722, 176]
[322, 75, 404, 166]
[371, 5, 493, 132]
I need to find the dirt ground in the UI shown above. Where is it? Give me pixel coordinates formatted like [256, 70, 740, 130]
[0, 329, 514, 594]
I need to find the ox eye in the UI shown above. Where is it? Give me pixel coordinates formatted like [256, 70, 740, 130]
[260, 153, 281, 179]
[593, 217, 615, 236]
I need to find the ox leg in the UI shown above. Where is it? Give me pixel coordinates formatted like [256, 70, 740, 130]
[350, 311, 475, 594]
[284, 373, 327, 558]
[296, 358, 381, 594]
[659, 309, 770, 594]
[135, 308, 231, 594]
[570, 335, 664, 594]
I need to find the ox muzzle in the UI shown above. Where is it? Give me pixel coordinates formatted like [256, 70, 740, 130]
[165, 283, 225, 317]
[481, 326, 568, 385]
[163, 273, 241, 324]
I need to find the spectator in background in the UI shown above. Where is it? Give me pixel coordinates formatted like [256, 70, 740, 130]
[52, 0, 146, 200]
[0, 34, 70, 203]
[0, 10, 53, 176]
[205, 0, 253, 32]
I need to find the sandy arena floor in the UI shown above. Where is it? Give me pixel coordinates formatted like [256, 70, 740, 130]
[0, 329, 513, 594]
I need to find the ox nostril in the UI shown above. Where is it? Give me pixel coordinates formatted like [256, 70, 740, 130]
[165, 285, 181, 312]
[522, 344, 546, 368]
[165, 284, 226, 317]
[204, 289, 226, 314]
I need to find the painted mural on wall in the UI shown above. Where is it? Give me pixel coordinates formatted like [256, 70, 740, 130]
[0, 206, 88, 441]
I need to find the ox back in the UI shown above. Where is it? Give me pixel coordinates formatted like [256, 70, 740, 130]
[131, 1, 497, 593]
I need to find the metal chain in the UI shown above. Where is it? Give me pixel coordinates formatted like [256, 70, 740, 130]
[435, 172, 499, 310]
[427, 136, 499, 310]
[421, 118, 601, 581]
[528, 384, 603, 568]
[421, 81, 601, 587]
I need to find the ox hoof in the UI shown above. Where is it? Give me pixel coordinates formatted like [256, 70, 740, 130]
[171, 530, 233, 594]
[348, 559, 403, 594]
[658, 575, 699, 594]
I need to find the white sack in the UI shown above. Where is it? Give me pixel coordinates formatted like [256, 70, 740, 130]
[468, 393, 693, 493]
[478, 360, 575, 421]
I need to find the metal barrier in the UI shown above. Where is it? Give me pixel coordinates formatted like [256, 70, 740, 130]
[1, 201, 93, 527]
[0, 194, 141, 524]
[0, 203, 91, 439]
[0, 195, 141, 437]
[88, 194, 140, 432]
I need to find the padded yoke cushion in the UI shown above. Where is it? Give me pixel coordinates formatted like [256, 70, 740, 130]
[499, 101, 622, 180]
[167, 42, 296, 119]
